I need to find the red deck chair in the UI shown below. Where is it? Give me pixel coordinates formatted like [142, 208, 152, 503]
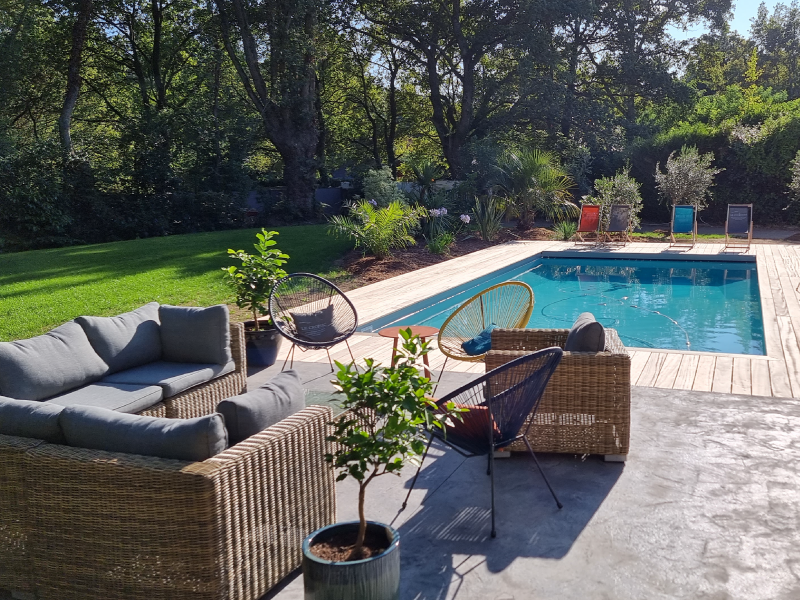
[575, 205, 601, 244]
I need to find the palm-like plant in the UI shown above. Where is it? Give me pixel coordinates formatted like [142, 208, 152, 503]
[493, 149, 578, 228]
[408, 160, 445, 205]
[328, 200, 425, 259]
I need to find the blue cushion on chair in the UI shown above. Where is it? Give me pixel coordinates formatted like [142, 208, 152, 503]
[461, 324, 498, 356]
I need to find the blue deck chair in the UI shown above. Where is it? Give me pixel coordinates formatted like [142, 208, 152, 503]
[725, 204, 753, 250]
[400, 348, 564, 538]
[670, 205, 697, 247]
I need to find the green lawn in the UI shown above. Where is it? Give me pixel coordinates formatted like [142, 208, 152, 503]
[0, 226, 353, 341]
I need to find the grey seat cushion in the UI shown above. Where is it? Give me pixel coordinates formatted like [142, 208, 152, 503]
[45, 382, 164, 414]
[564, 312, 606, 352]
[101, 361, 235, 397]
[76, 302, 162, 374]
[0, 322, 109, 401]
[0, 397, 65, 443]
[159, 305, 232, 365]
[59, 405, 227, 461]
[217, 370, 304, 445]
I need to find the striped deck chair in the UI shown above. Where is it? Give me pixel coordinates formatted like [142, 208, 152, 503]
[575, 205, 601, 244]
[725, 204, 753, 250]
[605, 204, 632, 245]
[670, 205, 697, 248]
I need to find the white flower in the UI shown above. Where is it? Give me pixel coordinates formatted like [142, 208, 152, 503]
[460, 214, 470, 224]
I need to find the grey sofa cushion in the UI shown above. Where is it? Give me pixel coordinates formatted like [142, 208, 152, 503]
[564, 312, 606, 353]
[0, 322, 109, 401]
[46, 383, 164, 414]
[217, 370, 304, 445]
[159, 305, 232, 365]
[0, 397, 65, 442]
[102, 361, 235, 397]
[76, 302, 162, 374]
[59, 405, 228, 461]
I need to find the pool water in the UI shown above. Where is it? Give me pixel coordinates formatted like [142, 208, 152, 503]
[362, 257, 765, 355]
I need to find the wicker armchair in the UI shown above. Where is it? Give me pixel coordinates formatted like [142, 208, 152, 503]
[485, 328, 631, 460]
[4, 406, 335, 600]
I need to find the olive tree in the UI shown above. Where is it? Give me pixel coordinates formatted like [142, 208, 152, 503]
[591, 167, 643, 231]
[654, 145, 723, 209]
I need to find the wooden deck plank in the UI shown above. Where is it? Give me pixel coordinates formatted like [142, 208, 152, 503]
[629, 351, 651, 386]
[769, 359, 793, 398]
[751, 359, 772, 397]
[654, 353, 683, 389]
[692, 355, 716, 392]
[731, 357, 751, 395]
[777, 315, 800, 396]
[637, 353, 667, 387]
[712, 356, 733, 393]
[673, 354, 700, 390]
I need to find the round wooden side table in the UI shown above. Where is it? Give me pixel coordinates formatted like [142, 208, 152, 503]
[377, 325, 439, 378]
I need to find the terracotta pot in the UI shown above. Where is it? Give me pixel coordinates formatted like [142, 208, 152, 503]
[302, 521, 400, 600]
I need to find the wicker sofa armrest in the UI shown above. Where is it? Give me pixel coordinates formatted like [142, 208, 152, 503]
[0, 435, 44, 593]
[24, 405, 335, 600]
[229, 321, 246, 374]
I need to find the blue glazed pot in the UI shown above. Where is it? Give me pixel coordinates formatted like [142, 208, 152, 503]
[244, 323, 282, 367]
[302, 521, 400, 600]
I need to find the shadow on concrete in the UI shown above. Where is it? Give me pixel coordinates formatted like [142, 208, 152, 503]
[393, 447, 623, 600]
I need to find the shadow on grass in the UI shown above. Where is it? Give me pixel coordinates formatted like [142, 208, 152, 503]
[0, 226, 352, 295]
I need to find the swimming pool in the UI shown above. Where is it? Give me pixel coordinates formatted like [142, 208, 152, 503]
[359, 257, 766, 355]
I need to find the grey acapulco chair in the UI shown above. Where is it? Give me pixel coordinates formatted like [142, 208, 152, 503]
[269, 273, 358, 371]
[402, 347, 564, 538]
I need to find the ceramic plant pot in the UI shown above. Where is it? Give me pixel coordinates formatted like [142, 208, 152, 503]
[243, 322, 282, 367]
[302, 521, 401, 600]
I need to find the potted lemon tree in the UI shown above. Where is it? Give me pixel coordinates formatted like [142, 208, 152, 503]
[222, 229, 288, 367]
[302, 330, 461, 600]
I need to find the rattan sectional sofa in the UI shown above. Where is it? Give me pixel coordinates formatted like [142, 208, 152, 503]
[485, 327, 631, 460]
[0, 304, 337, 600]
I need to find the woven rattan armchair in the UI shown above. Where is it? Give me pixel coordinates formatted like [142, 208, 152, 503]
[437, 282, 534, 374]
[485, 327, 631, 460]
[2, 406, 335, 600]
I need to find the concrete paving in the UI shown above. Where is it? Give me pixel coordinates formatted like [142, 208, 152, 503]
[256, 364, 800, 600]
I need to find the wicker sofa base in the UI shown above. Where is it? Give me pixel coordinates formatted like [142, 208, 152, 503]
[1, 406, 336, 600]
[486, 328, 631, 458]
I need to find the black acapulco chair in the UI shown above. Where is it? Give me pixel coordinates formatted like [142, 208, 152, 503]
[268, 272, 359, 371]
[402, 347, 564, 538]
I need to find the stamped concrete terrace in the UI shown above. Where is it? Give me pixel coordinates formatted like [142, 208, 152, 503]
[251, 240, 800, 600]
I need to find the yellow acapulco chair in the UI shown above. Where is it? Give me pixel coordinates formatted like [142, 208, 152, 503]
[436, 281, 534, 383]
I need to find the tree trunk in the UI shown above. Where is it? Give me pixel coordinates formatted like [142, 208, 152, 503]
[58, 0, 93, 156]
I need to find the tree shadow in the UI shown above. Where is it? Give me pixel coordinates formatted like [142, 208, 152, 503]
[393, 448, 623, 600]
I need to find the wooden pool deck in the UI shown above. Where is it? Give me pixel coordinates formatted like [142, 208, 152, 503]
[276, 240, 800, 399]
